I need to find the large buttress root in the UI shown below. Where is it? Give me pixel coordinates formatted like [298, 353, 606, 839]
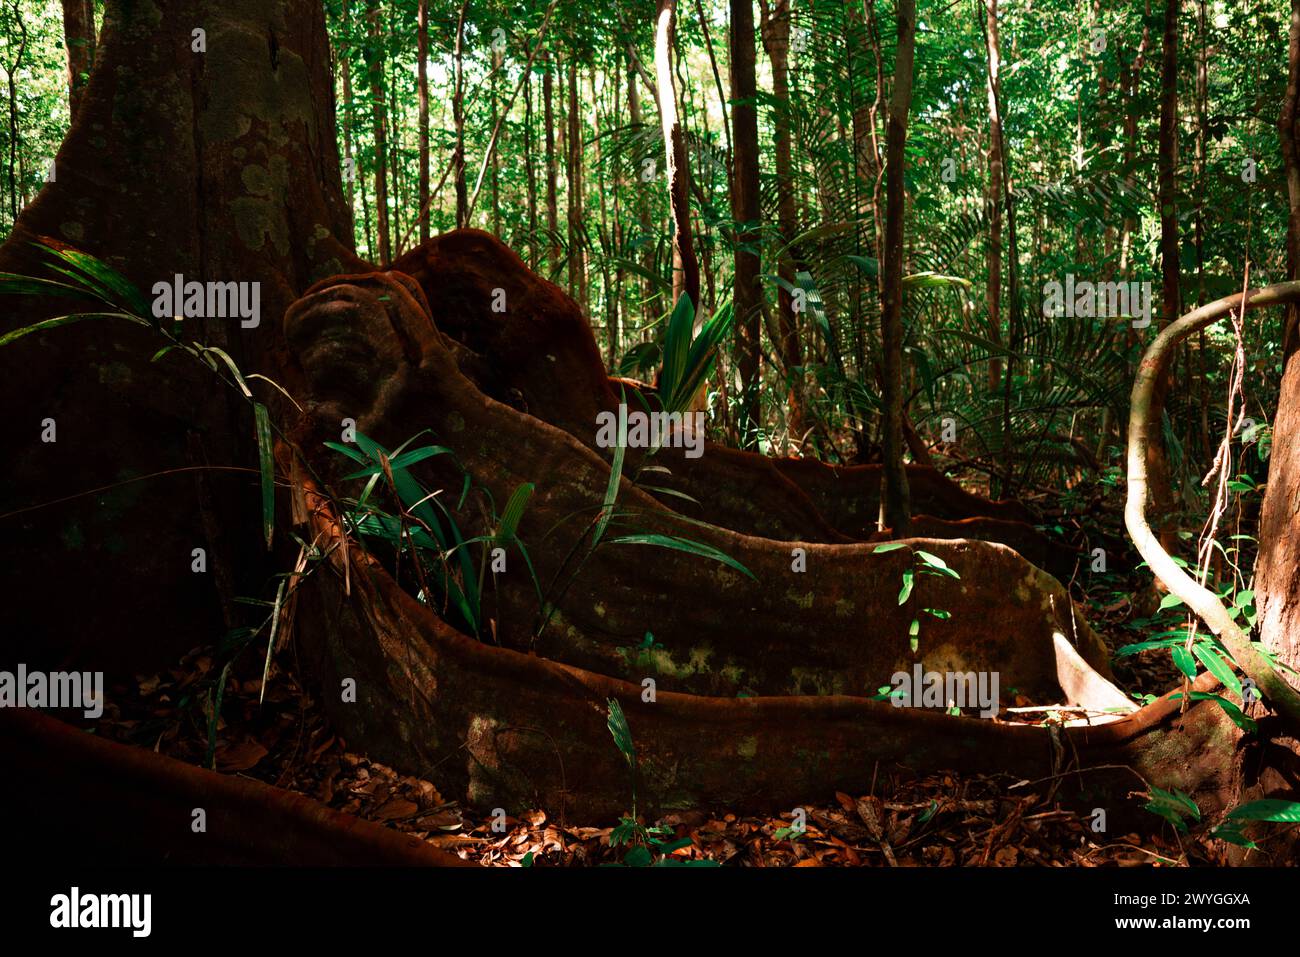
[288, 459, 1292, 858]
[282, 272, 1108, 702]
[273, 266, 1300, 859]
[388, 230, 1062, 569]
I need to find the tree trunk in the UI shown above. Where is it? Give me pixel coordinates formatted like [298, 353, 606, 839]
[759, 0, 805, 442]
[730, 0, 762, 445]
[1147, 0, 1181, 533]
[452, 0, 468, 229]
[365, 0, 391, 262]
[1258, 0, 1300, 684]
[627, 58, 656, 326]
[0, 0, 358, 676]
[6, 0, 27, 224]
[524, 62, 538, 268]
[983, 0, 1005, 396]
[60, 0, 95, 117]
[1281, 0, 1300, 354]
[341, 0, 356, 214]
[880, 0, 915, 536]
[417, 0, 430, 244]
[544, 50, 560, 273]
[566, 57, 588, 310]
[654, 0, 700, 312]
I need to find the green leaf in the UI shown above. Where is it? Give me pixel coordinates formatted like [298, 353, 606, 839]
[1170, 644, 1198, 679]
[592, 399, 627, 548]
[1226, 799, 1300, 823]
[324, 440, 369, 466]
[623, 845, 653, 867]
[0, 310, 148, 348]
[259, 578, 287, 705]
[1191, 642, 1242, 699]
[1115, 636, 1187, 657]
[914, 550, 948, 570]
[1157, 593, 1185, 611]
[497, 482, 534, 542]
[254, 402, 275, 550]
[897, 568, 914, 605]
[201, 345, 253, 398]
[1211, 820, 1257, 849]
[606, 697, 636, 769]
[872, 542, 908, 553]
[1170, 691, 1258, 733]
[206, 659, 235, 771]
[42, 244, 153, 317]
[608, 533, 756, 580]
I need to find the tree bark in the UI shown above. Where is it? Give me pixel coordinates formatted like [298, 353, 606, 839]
[1258, 0, 1300, 684]
[566, 57, 588, 310]
[524, 61, 538, 267]
[655, 0, 700, 311]
[759, 0, 805, 442]
[1147, 0, 1181, 532]
[6, 0, 27, 223]
[880, 0, 916, 536]
[1281, 0, 1300, 353]
[452, 0, 468, 229]
[730, 0, 762, 445]
[982, 0, 1004, 396]
[365, 0, 391, 262]
[544, 50, 560, 272]
[60, 0, 95, 117]
[417, 0, 430, 244]
[0, 0, 359, 675]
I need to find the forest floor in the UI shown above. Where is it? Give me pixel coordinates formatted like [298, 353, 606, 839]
[88, 489, 1235, 868]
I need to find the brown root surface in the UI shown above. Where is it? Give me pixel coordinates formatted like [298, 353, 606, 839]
[389, 230, 1061, 567]
[268, 269, 1297, 857]
[287, 458, 1293, 859]
[283, 272, 1107, 703]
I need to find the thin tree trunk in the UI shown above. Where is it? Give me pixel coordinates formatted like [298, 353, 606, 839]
[594, 70, 616, 365]
[1281, 0, 1300, 353]
[387, 53, 403, 252]
[60, 0, 95, 117]
[759, 0, 805, 441]
[453, 0, 468, 228]
[566, 57, 588, 310]
[1148, 0, 1181, 532]
[341, 0, 357, 218]
[731, 0, 762, 444]
[6, 0, 26, 223]
[525, 64, 538, 267]
[655, 0, 701, 312]
[627, 57, 655, 326]
[983, 0, 1005, 395]
[491, 48, 502, 236]
[365, 0, 390, 263]
[881, 0, 916, 535]
[544, 50, 560, 272]
[611, 66, 624, 367]
[417, 0, 430, 244]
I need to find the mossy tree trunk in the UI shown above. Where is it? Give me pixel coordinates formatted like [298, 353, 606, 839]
[0, 0, 357, 675]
